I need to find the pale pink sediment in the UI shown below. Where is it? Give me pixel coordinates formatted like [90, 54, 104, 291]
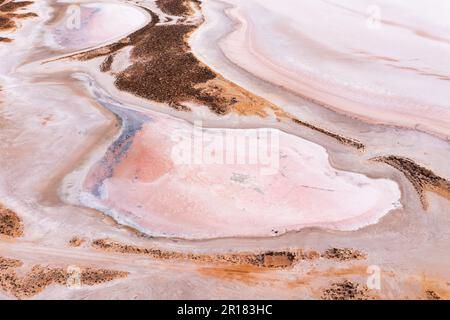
[82, 110, 401, 239]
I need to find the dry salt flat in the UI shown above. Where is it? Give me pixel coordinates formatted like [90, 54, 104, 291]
[0, 0, 449, 300]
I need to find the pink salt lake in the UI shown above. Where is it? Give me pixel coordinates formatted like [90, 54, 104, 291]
[82, 110, 401, 239]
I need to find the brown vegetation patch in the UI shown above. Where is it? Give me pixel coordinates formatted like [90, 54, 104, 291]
[321, 280, 370, 300]
[425, 290, 441, 300]
[0, 1, 36, 31]
[79, 267, 128, 286]
[92, 238, 319, 269]
[68, 236, 86, 247]
[63, 1, 275, 116]
[292, 118, 365, 150]
[0, 1, 33, 12]
[156, 0, 192, 16]
[115, 23, 229, 114]
[0, 204, 23, 237]
[372, 156, 450, 209]
[0, 15, 15, 30]
[100, 54, 114, 72]
[322, 248, 366, 261]
[0, 256, 23, 270]
[0, 257, 128, 299]
[8, 11, 36, 18]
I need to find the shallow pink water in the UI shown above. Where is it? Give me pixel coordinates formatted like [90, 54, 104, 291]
[83, 110, 400, 239]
